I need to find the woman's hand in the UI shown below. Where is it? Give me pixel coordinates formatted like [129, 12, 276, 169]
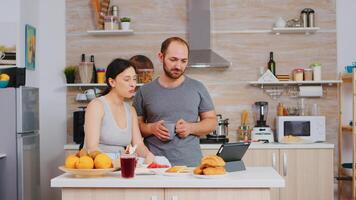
[144, 152, 155, 164]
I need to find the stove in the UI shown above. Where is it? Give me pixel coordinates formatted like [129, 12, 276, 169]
[200, 135, 229, 144]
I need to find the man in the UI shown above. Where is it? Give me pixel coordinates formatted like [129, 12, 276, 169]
[133, 37, 217, 166]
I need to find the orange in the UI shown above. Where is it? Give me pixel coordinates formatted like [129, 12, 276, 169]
[77, 148, 88, 157]
[64, 154, 79, 169]
[89, 150, 102, 160]
[94, 154, 112, 169]
[75, 156, 94, 169]
[0, 74, 10, 81]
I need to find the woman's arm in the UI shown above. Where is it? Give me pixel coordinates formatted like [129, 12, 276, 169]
[84, 99, 104, 153]
[130, 106, 155, 164]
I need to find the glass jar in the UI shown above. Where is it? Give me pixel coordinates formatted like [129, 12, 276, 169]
[310, 63, 322, 81]
[293, 68, 304, 81]
[304, 68, 313, 81]
[237, 125, 251, 141]
[137, 69, 154, 84]
[104, 15, 119, 30]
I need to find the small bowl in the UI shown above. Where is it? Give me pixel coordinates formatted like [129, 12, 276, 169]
[0, 80, 9, 88]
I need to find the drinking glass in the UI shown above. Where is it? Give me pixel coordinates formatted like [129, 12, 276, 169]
[120, 153, 137, 178]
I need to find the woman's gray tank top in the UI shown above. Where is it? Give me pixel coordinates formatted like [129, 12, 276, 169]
[97, 96, 132, 153]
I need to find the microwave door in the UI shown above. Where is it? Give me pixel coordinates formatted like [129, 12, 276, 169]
[284, 121, 311, 137]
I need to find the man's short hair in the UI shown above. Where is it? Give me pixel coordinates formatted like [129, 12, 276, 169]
[160, 37, 190, 55]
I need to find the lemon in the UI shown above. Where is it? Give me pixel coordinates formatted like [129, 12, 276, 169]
[75, 156, 94, 169]
[0, 74, 10, 81]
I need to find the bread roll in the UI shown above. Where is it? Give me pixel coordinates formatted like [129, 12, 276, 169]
[166, 166, 187, 173]
[203, 167, 226, 175]
[201, 155, 225, 167]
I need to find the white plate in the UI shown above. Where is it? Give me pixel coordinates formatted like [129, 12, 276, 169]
[192, 173, 228, 179]
[162, 171, 191, 177]
[135, 168, 155, 175]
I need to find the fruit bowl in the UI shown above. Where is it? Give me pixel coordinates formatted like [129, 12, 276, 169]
[58, 166, 117, 177]
[0, 80, 9, 88]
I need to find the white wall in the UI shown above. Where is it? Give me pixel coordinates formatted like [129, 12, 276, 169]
[0, 0, 19, 22]
[337, 0, 356, 163]
[38, 0, 66, 200]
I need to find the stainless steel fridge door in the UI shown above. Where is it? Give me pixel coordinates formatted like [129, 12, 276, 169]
[17, 133, 40, 200]
[16, 87, 39, 133]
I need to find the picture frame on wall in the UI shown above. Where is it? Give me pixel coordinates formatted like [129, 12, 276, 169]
[25, 24, 36, 70]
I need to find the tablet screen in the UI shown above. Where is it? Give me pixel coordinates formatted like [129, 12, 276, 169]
[216, 142, 250, 162]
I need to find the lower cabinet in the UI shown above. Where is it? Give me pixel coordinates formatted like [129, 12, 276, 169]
[206, 148, 333, 200]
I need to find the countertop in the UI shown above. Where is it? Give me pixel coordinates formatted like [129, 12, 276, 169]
[64, 142, 334, 151]
[51, 167, 284, 189]
[0, 153, 6, 159]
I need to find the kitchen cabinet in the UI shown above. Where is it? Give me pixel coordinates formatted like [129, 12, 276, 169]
[164, 188, 270, 200]
[203, 146, 333, 200]
[279, 149, 333, 200]
[62, 188, 164, 200]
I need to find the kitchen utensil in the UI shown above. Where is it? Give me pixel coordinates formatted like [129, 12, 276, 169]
[78, 62, 93, 83]
[251, 101, 274, 143]
[211, 114, 229, 137]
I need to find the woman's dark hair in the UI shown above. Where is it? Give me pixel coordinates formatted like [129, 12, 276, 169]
[101, 58, 136, 96]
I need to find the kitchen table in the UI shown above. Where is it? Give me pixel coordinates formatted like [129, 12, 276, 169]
[51, 167, 284, 200]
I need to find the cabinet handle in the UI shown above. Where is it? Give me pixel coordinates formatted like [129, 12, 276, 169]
[272, 152, 276, 170]
[283, 152, 288, 176]
[151, 195, 158, 200]
[171, 196, 178, 200]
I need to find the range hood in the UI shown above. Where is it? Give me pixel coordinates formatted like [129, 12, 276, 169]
[187, 0, 231, 68]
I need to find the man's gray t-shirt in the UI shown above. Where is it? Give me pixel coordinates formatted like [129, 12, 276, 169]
[133, 76, 214, 167]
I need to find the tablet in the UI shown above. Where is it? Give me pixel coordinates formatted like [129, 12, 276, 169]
[216, 142, 250, 162]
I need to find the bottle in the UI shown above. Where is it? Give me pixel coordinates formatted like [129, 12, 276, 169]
[277, 103, 284, 116]
[268, 52, 276, 76]
[81, 53, 85, 62]
[90, 55, 97, 83]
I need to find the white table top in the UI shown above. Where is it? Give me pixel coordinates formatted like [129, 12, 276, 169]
[51, 167, 284, 189]
[65, 142, 334, 151]
[0, 153, 6, 159]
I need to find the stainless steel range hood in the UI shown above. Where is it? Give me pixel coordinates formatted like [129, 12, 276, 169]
[187, 0, 231, 68]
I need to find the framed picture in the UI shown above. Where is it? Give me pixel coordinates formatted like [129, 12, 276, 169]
[25, 24, 36, 70]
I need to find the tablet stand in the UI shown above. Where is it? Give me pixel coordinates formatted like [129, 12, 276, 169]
[225, 160, 246, 172]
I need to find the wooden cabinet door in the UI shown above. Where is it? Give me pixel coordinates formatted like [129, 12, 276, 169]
[279, 149, 333, 200]
[62, 188, 164, 200]
[243, 149, 280, 200]
[164, 188, 270, 200]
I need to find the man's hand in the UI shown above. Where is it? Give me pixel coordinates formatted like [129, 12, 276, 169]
[175, 119, 193, 138]
[150, 120, 170, 141]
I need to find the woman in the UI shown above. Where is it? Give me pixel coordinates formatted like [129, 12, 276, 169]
[84, 58, 155, 165]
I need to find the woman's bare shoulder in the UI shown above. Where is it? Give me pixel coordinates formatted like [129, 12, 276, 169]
[87, 98, 104, 112]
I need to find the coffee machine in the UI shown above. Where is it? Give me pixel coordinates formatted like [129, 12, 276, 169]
[200, 114, 229, 144]
[251, 102, 274, 143]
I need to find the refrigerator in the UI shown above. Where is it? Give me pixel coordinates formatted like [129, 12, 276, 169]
[0, 87, 40, 200]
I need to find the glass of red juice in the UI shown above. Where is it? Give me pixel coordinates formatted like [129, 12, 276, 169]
[120, 153, 136, 178]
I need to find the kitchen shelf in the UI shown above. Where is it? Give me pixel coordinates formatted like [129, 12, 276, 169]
[249, 80, 341, 86]
[342, 73, 353, 83]
[66, 83, 144, 87]
[87, 29, 134, 36]
[272, 27, 320, 35]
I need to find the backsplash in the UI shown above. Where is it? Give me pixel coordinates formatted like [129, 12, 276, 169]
[66, 0, 337, 147]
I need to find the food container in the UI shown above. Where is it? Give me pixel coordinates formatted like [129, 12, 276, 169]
[104, 15, 119, 30]
[293, 68, 304, 81]
[310, 63, 322, 81]
[137, 69, 154, 84]
[96, 69, 106, 84]
[304, 68, 313, 81]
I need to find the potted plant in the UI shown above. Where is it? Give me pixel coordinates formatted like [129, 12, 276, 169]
[120, 17, 131, 30]
[64, 65, 76, 83]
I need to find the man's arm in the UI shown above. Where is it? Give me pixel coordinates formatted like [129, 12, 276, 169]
[175, 110, 217, 138]
[137, 116, 170, 141]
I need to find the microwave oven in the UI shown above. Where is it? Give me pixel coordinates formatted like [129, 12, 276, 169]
[276, 116, 326, 143]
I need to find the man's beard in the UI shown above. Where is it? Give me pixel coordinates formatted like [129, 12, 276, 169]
[163, 61, 185, 79]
